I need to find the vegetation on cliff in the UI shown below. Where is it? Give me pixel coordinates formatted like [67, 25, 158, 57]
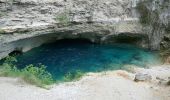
[55, 11, 70, 27]
[0, 29, 5, 34]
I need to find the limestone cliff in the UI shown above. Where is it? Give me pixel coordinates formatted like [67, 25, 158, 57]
[136, 0, 170, 50]
[0, 0, 169, 59]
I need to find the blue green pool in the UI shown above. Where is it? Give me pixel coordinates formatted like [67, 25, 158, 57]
[15, 39, 160, 81]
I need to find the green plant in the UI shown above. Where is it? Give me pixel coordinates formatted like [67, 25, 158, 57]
[64, 70, 84, 82]
[0, 56, 55, 88]
[0, 12, 7, 18]
[136, 1, 151, 25]
[55, 12, 70, 26]
[0, 29, 5, 34]
[0, 56, 19, 76]
[4, 56, 17, 66]
[21, 64, 54, 86]
[0, 63, 20, 77]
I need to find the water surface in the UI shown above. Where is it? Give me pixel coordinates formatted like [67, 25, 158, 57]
[15, 40, 160, 80]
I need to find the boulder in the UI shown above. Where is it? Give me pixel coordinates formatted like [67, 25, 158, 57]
[134, 73, 152, 82]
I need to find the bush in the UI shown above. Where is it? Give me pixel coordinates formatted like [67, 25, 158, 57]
[55, 12, 70, 26]
[136, 1, 151, 25]
[4, 56, 17, 65]
[0, 56, 55, 88]
[0, 12, 6, 18]
[64, 70, 84, 82]
[0, 63, 20, 77]
[21, 64, 54, 87]
[0, 29, 5, 34]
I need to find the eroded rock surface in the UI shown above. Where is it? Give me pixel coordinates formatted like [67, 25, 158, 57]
[0, 0, 169, 59]
[0, 0, 147, 59]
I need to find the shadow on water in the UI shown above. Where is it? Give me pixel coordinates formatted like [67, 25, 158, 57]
[11, 39, 160, 81]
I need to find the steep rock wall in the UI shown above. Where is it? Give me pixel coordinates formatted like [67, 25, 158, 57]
[0, 0, 169, 59]
[136, 0, 170, 50]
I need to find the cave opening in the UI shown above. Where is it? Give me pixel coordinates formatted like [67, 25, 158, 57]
[9, 50, 23, 56]
[105, 33, 149, 48]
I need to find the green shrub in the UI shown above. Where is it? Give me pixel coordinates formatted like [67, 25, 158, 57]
[0, 12, 6, 18]
[0, 56, 55, 88]
[64, 70, 84, 82]
[0, 56, 19, 76]
[0, 29, 5, 34]
[55, 12, 70, 26]
[136, 1, 151, 25]
[21, 64, 54, 87]
[4, 56, 17, 65]
[0, 63, 20, 77]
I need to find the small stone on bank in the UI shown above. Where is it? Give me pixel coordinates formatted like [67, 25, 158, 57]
[134, 73, 152, 82]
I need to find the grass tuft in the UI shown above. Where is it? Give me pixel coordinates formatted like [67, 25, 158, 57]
[64, 70, 84, 82]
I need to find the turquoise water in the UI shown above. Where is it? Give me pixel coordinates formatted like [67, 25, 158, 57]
[15, 39, 160, 80]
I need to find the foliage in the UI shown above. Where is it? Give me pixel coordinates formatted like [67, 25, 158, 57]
[21, 64, 54, 86]
[0, 56, 55, 88]
[136, 1, 151, 25]
[0, 12, 7, 18]
[64, 70, 84, 82]
[0, 63, 20, 77]
[55, 12, 70, 26]
[0, 29, 5, 34]
[4, 56, 17, 66]
[0, 56, 86, 87]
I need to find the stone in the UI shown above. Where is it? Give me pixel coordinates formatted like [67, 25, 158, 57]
[165, 56, 170, 64]
[134, 73, 152, 82]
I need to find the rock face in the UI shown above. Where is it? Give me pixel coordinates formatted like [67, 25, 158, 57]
[0, 0, 169, 59]
[136, 0, 170, 50]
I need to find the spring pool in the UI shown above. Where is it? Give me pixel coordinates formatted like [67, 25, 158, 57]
[14, 39, 160, 81]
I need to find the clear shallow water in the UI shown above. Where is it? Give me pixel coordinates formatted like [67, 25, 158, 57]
[14, 39, 160, 81]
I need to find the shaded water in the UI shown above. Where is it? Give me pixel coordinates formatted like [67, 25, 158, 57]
[15, 39, 160, 81]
